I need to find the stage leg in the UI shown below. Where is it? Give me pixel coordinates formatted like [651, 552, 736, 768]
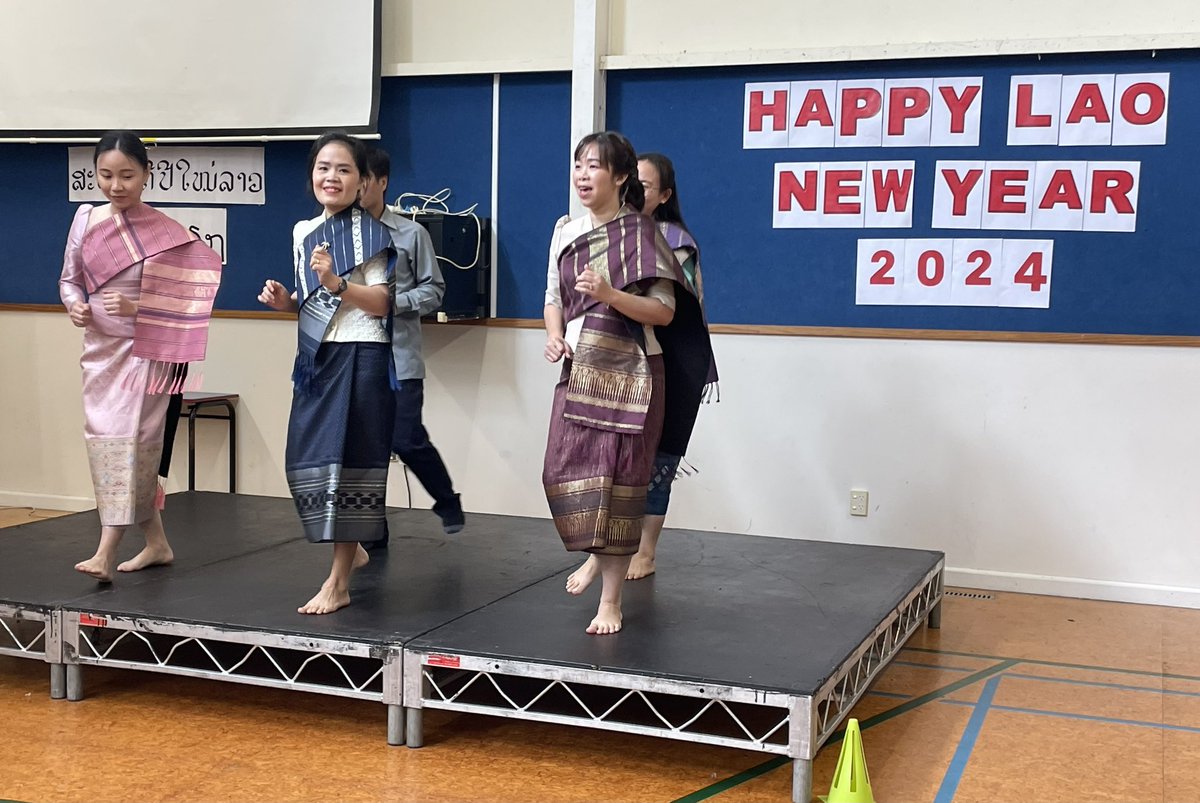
[387, 704, 405, 746]
[405, 707, 424, 748]
[50, 663, 66, 699]
[66, 664, 83, 701]
[793, 758, 813, 803]
[928, 599, 943, 629]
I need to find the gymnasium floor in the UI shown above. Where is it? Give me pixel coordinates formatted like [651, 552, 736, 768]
[1, 505, 1197, 803]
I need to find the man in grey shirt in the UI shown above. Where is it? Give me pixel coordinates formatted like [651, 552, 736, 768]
[361, 147, 464, 540]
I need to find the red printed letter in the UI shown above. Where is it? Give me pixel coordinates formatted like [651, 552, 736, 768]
[1066, 83, 1112, 124]
[1120, 82, 1167, 125]
[823, 169, 863, 214]
[941, 168, 983, 216]
[938, 84, 982, 133]
[749, 89, 788, 133]
[1089, 170, 1135, 214]
[840, 87, 882, 136]
[1014, 83, 1052, 128]
[887, 86, 930, 136]
[872, 168, 913, 213]
[793, 89, 834, 128]
[778, 169, 818, 212]
[1038, 170, 1083, 210]
[987, 170, 1030, 214]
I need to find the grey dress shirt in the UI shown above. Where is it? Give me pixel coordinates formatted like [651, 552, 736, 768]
[381, 207, 445, 380]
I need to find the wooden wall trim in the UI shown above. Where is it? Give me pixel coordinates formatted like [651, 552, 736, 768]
[5, 305, 1198, 347]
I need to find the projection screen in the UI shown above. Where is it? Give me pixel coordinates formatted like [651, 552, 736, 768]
[0, 0, 380, 137]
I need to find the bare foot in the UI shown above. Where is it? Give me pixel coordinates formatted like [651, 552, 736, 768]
[565, 555, 599, 596]
[298, 581, 350, 615]
[117, 544, 174, 573]
[626, 553, 656, 580]
[586, 602, 623, 635]
[353, 544, 370, 570]
[74, 555, 114, 583]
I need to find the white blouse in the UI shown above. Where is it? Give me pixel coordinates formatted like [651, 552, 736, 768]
[293, 215, 389, 344]
[544, 214, 675, 356]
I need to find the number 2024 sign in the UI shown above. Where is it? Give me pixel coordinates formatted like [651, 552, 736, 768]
[856, 239, 1052, 308]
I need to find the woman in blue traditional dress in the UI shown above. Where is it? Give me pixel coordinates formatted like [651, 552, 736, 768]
[258, 132, 396, 615]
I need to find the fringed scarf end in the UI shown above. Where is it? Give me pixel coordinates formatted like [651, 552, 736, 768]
[674, 457, 699, 480]
[135, 361, 191, 395]
[292, 351, 320, 395]
[702, 381, 721, 404]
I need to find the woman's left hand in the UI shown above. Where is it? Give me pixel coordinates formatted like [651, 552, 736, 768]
[575, 269, 613, 303]
[311, 245, 337, 292]
[101, 290, 138, 317]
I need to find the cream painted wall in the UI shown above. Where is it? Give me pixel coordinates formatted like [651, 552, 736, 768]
[382, 0, 572, 74]
[380, 0, 1200, 75]
[4, 311, 1198, 607]
[608, 0, 1200, 66]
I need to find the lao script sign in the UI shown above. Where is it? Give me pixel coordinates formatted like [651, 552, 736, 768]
[159, 207, 228, 265]
[68, 146, 265, 205]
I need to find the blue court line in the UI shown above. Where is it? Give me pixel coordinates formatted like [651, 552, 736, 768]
[938, 698, 1200, 734]
[932, 674, 1003, 803]
[904, 646, 1200, 683]
[1004, 672, 1200, 699]
[671, 660, 1017, 803]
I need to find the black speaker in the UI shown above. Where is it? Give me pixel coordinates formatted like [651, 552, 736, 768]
[404, 211, 491, 320]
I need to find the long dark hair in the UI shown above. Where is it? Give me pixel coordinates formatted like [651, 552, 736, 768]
[574, 131, 644, 212]
[94, 130, 149, 169]
[305, 131, 367, 198]
[638, 152, 690, 234]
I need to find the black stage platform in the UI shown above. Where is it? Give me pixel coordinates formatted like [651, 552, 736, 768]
[0, 492, 943, 803]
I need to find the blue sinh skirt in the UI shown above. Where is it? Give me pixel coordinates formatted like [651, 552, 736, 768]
[285, 341, 394, 543]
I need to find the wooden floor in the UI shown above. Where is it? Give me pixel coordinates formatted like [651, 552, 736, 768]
[2, 505, 1198, 803]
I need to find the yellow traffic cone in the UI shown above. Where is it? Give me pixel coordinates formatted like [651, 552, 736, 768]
[821, 718, 875, 803]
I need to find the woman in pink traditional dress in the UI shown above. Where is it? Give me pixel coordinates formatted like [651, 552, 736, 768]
[59, 131, 222, 582]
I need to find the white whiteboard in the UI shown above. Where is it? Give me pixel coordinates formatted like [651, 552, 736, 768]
[1, 0, 379, 135]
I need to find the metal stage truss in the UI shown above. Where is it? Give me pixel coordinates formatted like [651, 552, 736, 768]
[0, 602, 65, 698]
[60, 611, 406, 745]
[0, 494, 946, 803]
[403, 562, 944, 803]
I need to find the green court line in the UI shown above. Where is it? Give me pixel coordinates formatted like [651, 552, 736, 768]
[670, 756, 792, 803]
[904, 646, 1200, 683]
[892, 663, 1200, 698]
[670, 659, 1019, 803]
[892, 659, 977, 673]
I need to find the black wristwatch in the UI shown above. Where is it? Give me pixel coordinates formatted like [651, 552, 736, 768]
[329, 277, 348, 297]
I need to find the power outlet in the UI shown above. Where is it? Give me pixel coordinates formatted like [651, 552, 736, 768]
[849, 490, 869, 517]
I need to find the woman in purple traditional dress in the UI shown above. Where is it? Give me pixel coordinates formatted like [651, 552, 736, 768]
[564, 151, 718, 590]
[542, 132, 714, 635]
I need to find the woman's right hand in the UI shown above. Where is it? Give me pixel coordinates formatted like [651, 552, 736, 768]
[545, 334, 573, 363]
[258, 279, 291, 310]
[68, 301, 91, 328]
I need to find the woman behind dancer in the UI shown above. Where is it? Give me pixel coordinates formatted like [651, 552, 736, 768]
[59, 131, 222, 582]
[259, 131, 396, 615]
[543, 132, 714, 634]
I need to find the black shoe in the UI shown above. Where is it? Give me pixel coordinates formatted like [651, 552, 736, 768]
[433, 494, 465, 534]
[364, 537, 389, 551]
